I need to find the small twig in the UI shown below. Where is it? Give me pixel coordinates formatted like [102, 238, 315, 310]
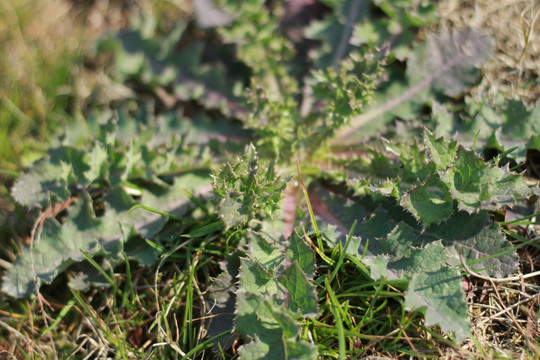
[490, 279, 527, 338]
[400, 327, 420, 356]
[458, 249, 540, 283]
[517, 2, 540, 78]
[476, 294, 535, 331]
[29, 196, 77, 360]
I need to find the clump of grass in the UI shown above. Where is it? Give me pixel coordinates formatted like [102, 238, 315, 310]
[0, 0, 193, 172]
[0, 0, 85, 170]
[0, 230, 229, 359]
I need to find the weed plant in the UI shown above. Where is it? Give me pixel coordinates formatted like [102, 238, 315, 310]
[0, 1, 539, 359]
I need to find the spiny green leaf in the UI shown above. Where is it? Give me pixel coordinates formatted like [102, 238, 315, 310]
[279, 261, 319, 318]
[239, 337, 317, 360]
[370, 180, 402, 199]
[236, 291, 317, 359]
[11, 146, 89, 208]
[375, 0, 436, 27]
[431, 101, 455, 137]
[356, 206, 397, 256]
[11, 158, 70, 209]
[400, 176, 453, 227]
[439, 147, 531, 213]
[427, 211, 519, 278]
[213, 144, 288, 229]
[235, 291, 283, 341]
[219, 196, 246, 229]
[265, 302, 301, 339]
[353, 220, 471, 341]
[285, 233, 316, 279]
[206, 251, 242, 352]
[365, 255, 390, 281]
[100, 21, 244, 115]
[3, 193, 113, 297]
[404, 267, 470, 342]
[4, 174, 208, 297]
[424, 129, 458, 169]
[484, 131, 505, 154]
[390, 240, 447, 277]
[342, 29, 493, 137]
[216, 0, 295, 96]
[282, 340, 318, 360]
[381, 222, 422, 257]
[310, 52, 379, 128]
[342, 235, 363, 258]
[500, 100, 540, 140]
[363, 223, 446, 280]
[245, 87, 298, 160]
[408, 29, 493, 98]
[383, 138, 434, 183]
[239, 258, 279, 295]
[432, 97, 540, 147]
[83, 143, 109, 183]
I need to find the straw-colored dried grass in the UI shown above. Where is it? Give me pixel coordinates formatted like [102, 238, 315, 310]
[434, 0, 540, 106]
